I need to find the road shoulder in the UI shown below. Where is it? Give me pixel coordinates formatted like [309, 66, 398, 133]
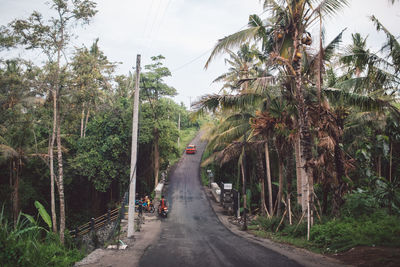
[203, 186, 351, 267]
[74, 215, 161, 267]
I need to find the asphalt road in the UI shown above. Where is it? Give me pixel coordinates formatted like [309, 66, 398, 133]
[139, 134, 302, 267]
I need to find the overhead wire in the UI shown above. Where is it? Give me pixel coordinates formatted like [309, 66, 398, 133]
[142, 0, 155, 38]
[170, 9, 268, 73]
[148, 0, 173, 52]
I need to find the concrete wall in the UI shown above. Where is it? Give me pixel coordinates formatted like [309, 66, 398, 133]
[211, 182, 221, 203]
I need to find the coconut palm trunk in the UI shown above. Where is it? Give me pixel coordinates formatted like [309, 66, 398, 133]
[256, 145, 268, 216]
[265, 141, 273, 216]
[276, 154, 284, 216]
[293, 29, 314, 225]
[241, 148, 247, 230]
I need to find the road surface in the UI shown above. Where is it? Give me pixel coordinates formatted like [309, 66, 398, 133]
[139, 134, 302, 267]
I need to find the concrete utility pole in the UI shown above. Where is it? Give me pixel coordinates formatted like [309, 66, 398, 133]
[128, 54, 141, 238]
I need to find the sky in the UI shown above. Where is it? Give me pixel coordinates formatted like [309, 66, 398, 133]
[0, 0, 399, 108]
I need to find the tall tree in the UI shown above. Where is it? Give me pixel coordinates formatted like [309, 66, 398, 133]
[140, 55, 177, 188]
[71, 38, 115, 138]
[7, 0, 97, 243]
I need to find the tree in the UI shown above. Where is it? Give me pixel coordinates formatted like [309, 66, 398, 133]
[205, 0, 350, 228]
[71, 38, 116, 138]
[140, 55, 177, 188]
[7, 0, 97, 243]
[0, 60, 40, 224]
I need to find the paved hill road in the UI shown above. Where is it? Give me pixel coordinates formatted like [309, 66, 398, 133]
[139, 134, 302, 267]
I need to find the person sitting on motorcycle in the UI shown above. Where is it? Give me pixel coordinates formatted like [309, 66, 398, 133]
[159, 195, 166, 213]
[143, 195, 149, 211]
[146, 196, 151, 211]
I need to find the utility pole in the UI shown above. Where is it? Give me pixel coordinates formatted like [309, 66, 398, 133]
[177, 113, 181, 148]
[128, 54, 141, 238]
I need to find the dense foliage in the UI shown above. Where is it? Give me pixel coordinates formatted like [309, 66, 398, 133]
[198, 0, 400, 251]
[0, 0, 197, 256]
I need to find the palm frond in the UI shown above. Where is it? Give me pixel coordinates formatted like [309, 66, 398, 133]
[323, 87, 400, 116]
[309, 0, 349, 18]
[0, 144, 18, 159]
[322, 28, 346, 61]
[370, 15, 400, 72]
[205, 27, 263, 69]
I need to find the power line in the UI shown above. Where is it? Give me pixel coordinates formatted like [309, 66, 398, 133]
[171, 48, 213, 72]
[147, 0, 162, 39]
[142, 0, 155, 38]
[170, 9, 268, 73]
[149, 0, 171, 50]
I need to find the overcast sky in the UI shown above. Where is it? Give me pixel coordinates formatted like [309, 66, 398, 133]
[0, 0, 399, 108]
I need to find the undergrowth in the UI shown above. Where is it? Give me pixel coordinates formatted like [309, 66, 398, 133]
[251, 211, 400, 253]
[0, 208, 84, 267]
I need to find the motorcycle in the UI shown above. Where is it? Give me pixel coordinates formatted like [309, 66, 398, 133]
[144, 201, 155, 213]
[158, 205, 168, 218]
[135, 199, 155, 213]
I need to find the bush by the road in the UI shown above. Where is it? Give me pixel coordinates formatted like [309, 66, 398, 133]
[0, 211, 84, 267]
[251, 211, 400, 253]
[310, 212, 400, 252]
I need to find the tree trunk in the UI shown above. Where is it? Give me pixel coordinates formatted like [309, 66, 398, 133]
[332, 143, 346, 215]
[276, 156, 284, 216]
[83, 107, 90, 138]
[80, 103, 85, 138]
[265, 141, 273, 216]
[256, 145, 267, 216]
[56, 104, 65, 244]
[377, 155, 382, 178]
[322, 183, 329, 214]
[153, 128, 160, 188]
[12, 159, 20, 224]
[294, 132, 305, 210]
[293, 28, 314, 226]
[389, 141, 393, 183]
[50, 89, 58, 233]
[286, 146, 294, 224]
[241, 149, 247, 231]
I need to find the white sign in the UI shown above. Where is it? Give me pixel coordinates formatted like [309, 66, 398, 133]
[223, 183, 232, 190]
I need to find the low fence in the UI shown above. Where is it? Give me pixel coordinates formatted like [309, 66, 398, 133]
[72, 192, 128, 240]
[71, 207, 121, 238]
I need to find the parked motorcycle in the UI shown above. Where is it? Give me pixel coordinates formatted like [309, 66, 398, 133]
[135, 199, 155, 213]
[158, 205, 168, 218]
[144, 201, 155, 213]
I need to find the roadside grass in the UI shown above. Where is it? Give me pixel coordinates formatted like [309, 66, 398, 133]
[248, 211, 400, 254]
[200, 168, 209, 186]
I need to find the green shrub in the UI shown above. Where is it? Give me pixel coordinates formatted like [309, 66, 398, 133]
[310, 212, 400, 252]
[282, 222, 307, 238]
[256, 216, 282, 232]
[0, 208, 84, 267]
[341, 188, 379, 217]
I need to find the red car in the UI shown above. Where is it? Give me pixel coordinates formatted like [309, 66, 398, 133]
[186, 144, 196, 154]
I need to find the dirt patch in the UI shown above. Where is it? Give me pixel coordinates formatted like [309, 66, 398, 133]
[330, 246, 400, 267]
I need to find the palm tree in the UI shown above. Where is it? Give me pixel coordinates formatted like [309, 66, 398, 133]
[205, 0, 349, 226]
[213, 44, 260, 92]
